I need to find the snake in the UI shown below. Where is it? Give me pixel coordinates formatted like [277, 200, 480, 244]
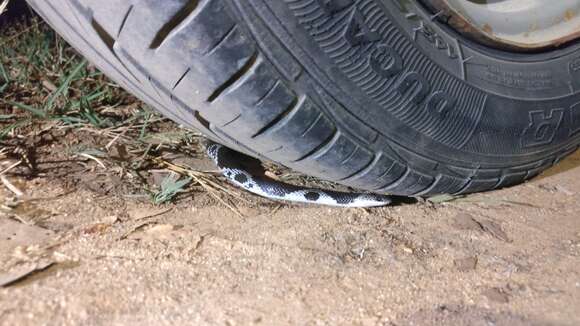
[206, 142, 394, 207]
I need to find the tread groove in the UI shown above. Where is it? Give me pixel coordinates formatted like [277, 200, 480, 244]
[194, 112, 211, 130]
[341, 146, 359, 165]
[207, 52, 259, 103]
[172, 68, 191, 90]
[340, 153, 381, 182]
[117, 5, 133, 38]
[255, 80, 281, 106]
[375, 167, 410, 192]
[300, 112, 323, 137]
[293, 129, 339, 162]
[149, 0, 200, 49]
[89, 18, 142, 84]
[412, 176, 440, 196]
[222, 114, 242, 127]
[453, 178, 473, 195]
[91, 19, 114, 50]
[207, 24, 238, 55]
[252, 95, 302, 138]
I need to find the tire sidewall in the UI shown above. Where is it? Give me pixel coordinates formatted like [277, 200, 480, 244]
[264, 0, 580, 170]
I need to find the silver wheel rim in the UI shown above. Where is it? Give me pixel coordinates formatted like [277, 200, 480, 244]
[432, 0, 580, 50]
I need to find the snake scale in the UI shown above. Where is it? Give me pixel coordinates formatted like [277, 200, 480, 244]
[207, 142, 393, 207]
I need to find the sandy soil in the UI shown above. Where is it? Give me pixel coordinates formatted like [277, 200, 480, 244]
[1, 8, 578, 326]
[1, 146, 580, 325]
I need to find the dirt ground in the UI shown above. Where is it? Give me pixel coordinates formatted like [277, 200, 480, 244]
[0, 129, 579, 326]
[0, 12, 579, 325]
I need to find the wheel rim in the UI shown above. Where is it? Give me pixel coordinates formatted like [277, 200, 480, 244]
[423, 0, 580, 51]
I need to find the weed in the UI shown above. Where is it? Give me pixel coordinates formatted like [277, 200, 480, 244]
[0, 18, 133, 138]
[0, 14, 238, 209]
[152, 173, 192, 205]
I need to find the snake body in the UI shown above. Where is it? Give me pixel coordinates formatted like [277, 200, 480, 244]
[207, 142, 393, 207]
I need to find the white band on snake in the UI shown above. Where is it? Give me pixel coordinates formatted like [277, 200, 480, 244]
[207, 142, 393, 208]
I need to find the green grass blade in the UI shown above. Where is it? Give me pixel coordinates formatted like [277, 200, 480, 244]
[4, 100, 47, 118]
[45, 59, 87, 111]
[153, 175, 192, 204]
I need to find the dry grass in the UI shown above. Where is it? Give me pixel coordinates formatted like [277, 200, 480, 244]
[0, 15, 242, 210]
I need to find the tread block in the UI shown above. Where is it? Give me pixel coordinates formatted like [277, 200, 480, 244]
[200, 27, 256, 98]
[294, 134, 375, 181]
[378, 169, 434, 196]
[370, 161, 408, 192]
[224, 80, 297, 137]
[152, 0, 236, 55]
[456, 179, 500, 194]
[496, 172, 527, 189]
[234, 0, 303, 80]
[170, 26, 257, 111]
[346, 155, 397, 190]
[218, 57, 278, 107]
[82, 0, 134, 38]
[255, 98, 336, 161]
[311, 84, 379, 145]
[448, 165, 501, 179]
[416, 174, 469, 196]
[116, 0, 196, 56]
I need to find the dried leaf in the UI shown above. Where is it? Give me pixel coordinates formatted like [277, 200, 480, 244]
[0, 261, 54, 287]
[0, 218, 55, 254]
[478, 220, 510, 242]
[453, 213, 483, 231]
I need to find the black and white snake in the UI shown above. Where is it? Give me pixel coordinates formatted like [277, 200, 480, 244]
[207, 142, 393, 207]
